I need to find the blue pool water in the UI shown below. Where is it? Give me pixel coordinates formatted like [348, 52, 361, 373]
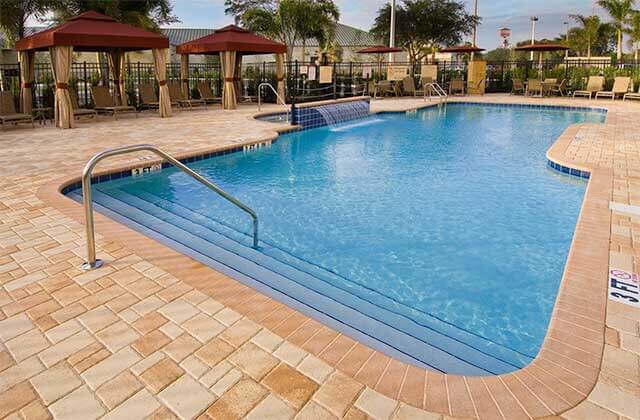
[71, 104, 605, 375]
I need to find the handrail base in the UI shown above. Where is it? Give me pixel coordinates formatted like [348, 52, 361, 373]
[81, 259, 104, 271]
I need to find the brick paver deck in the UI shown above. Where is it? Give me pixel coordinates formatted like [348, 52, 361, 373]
[0, 96, 638, 419]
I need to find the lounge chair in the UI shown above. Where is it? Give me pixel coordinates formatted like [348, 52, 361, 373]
[526, 79, 543, 97]
[511, 78, 525, 95]
[91, 86, 137, 119]
[595, 76, 631, 100]
[401, 76, 424, 97]
[0, 91, 34, 129]
[196, 81, 221, 104]
[623, 83, 640, 101]
[573, 76, 604, 98]
[449, 79, 465, 96]
[139, 83, 159, 110]
[168, 83, 206, 109]
[69, 87, 97, 120]
[548, 79, 567, 96]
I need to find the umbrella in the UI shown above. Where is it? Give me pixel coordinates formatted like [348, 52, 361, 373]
[515, 43, 569, 71]
[357, 46, 405, 79]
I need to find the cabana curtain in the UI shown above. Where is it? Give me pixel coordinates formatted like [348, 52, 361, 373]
[153, 48, 171, 117]
[18, 50, 35, 114]
[234, 53, 242, 99]
[275, 53, 285, 103]
[49, 46, 74, 129]
[220, 51, 237, 110]
[108, 49, 126, 105]
[180, 54, 190, 98]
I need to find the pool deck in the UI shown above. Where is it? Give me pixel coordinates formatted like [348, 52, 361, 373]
[0, 95, 637, 419]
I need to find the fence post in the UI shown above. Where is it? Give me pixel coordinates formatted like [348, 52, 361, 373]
[333, 62, 337, 100]
[83, 61, 88, 106]
[291, 60, 298, 126]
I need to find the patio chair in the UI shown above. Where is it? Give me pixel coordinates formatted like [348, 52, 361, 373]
[595, 76, 631, 100]
[168, 83, 207, 109]
[371, 80, 394, 99]
[526, 79, 543, 97]
[623, 83, 640, 101]
[0, 91, 34, 129]
[549, 79, 567, 96]
[401, 76, 424, 97]
[69, 87, 97, 120]
[91, 86, 137, 119]
[196, 81, 222, 104]
[139, 83, 179, 110]
[449, 79, 465, 96]
[573, 76, 604, 98]
[511, 78, 525, 95]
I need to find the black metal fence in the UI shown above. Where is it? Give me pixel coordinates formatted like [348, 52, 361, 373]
[3, 59, 640, 109]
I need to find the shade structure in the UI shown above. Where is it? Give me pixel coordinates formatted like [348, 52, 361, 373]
[15, 11, 171, 127]
[440, 45, 485, 53]
[176, 25, 286, 55]
[514, 43, 569, 52]
[176, 25, 286, 110]
[15, 11, 169, 52]
[356, 46, 404, 54]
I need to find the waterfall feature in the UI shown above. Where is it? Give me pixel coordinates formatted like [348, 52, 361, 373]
[293, 99, 370, 129]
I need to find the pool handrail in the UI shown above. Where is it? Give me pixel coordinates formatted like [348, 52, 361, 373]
[258, 83, 289, 122]
[80, 144, 259, 270]
[424, 82, 448, 103]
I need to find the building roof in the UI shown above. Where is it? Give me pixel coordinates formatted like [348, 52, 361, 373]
[15, 11, 169, 52]
[176, 25, 286, 55]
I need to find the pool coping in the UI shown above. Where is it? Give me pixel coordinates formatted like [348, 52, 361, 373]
[36, 99, 612, 418]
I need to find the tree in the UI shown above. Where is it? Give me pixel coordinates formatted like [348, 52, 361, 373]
[236, 0, 339, 57]
[370, 0, 477, 64]
[0, 0, 50, 47]
[52, 0, 179, 32]
[570, 15, 601, 58]
[597, 0, 635, 60]
[626, 11, 640, 59]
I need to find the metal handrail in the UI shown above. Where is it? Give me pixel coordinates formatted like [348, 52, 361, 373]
[80, 144, 259, 270]
[257, 83, 289, 122]
[424, 82, 448, 103]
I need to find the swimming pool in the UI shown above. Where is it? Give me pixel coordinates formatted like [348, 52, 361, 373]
[68, 103, 605, 375]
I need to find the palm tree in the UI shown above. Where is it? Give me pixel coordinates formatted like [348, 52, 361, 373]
[570, 14, 602, 58]
[626, 11, 640, 60]
[597, 0, 635, 60]
[0, 0, 50, 47]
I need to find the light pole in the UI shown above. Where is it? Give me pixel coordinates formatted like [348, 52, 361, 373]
[530, 16, 539, 61]
[389, 0, 396, 62]
[471, 0, 478, 61]
[564, 21, 569, 59]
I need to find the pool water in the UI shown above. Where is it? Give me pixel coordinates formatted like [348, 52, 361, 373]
[73, 104, 605, 375]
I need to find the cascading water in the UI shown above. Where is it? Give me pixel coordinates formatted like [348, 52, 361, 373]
[312, 100, 370, 127]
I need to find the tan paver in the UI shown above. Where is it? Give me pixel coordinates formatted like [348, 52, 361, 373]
[0, 98, 637, 419]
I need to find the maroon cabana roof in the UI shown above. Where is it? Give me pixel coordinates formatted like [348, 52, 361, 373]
[514, 43, 569, 52]
[176, 25, 286, 55]
[15, 11, 169, 52]
[357, 46, 404, 54]
[440, 45, 485, 53]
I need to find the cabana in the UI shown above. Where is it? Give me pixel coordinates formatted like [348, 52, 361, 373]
[176, 25, 287, 110]
[15, 11, 171, 129]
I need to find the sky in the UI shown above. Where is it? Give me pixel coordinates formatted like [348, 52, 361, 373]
[168, 0, 605, 49]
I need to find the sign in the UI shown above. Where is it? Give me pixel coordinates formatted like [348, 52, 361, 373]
[307, 66, 316, 81]
[387, 65, 407, 81]
[362, 65, 372, 79]
[319, 66, 333, 84]
[132, 163, 161, 177]
[299, 65, 308, 76]
[609, 269, 640, 307]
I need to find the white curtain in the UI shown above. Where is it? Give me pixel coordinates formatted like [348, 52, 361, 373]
[275, 53, 286, 104]
[49, 46, 74, 129]
[108, 49, 126, 106]
[152, 48, 171, 117]
[18, 50, 35, 114]
[220, 51, 237, 110]
[180, 54, 190, 98]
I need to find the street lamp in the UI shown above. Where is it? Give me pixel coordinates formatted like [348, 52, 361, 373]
[389, 0, 396, 62]
[564, 21, 569, 59]
[471, 0, 478, 60]
[499, 27, 511, 49]
[530, 16, 539, 61]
